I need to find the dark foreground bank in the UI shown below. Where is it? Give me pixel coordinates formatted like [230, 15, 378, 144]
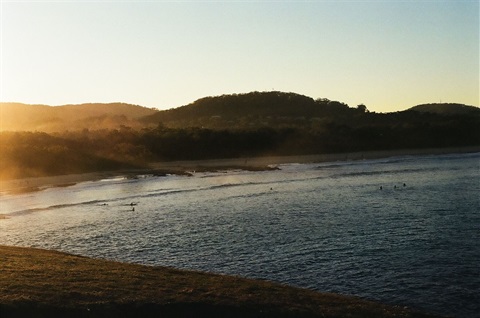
[0, 246, 441, 318]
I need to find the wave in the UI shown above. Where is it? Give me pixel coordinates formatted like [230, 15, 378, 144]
[310, 151, 480, 171]
[328, 167, 443, 178]
[6, 199, 110, 216]
[6, 152, 477, 218]
[3, 185, 247, 217]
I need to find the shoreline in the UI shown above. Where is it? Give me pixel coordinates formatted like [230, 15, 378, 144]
[1, 146, 478, 195]
[0, 245, 441, 318]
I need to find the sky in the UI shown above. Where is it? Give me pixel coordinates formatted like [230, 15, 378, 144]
[0, 1, 478, 113]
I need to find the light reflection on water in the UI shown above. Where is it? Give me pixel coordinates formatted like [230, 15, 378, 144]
[1, 152, 479, 317]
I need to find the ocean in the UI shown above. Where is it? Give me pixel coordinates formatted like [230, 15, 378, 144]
[1, 152, 479, 317]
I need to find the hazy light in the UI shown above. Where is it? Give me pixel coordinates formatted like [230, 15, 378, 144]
[1, 1, 478, 112]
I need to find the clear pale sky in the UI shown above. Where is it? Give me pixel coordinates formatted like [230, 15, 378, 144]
[1, 1, 478, 112]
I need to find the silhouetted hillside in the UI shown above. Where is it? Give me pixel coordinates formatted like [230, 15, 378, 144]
[408, 103, 480, 115]
[1, 92, 479, 179]
[0, 102, 157, 132]
[141, 91, 353, 129]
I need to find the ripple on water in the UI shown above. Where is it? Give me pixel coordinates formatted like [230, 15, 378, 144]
[0, 152, 479, 318]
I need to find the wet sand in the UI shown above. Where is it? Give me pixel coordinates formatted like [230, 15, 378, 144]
[1, 146, 478, 195]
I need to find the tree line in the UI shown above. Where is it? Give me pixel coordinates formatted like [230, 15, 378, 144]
[1, 109, 478, 179]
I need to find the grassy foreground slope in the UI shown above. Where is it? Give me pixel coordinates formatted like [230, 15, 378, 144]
[0, 246, 439, 318]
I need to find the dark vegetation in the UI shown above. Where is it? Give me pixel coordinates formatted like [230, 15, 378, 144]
[409, 103, 480, 115]
[0, 245, 440, 318]
[1, 92, 479, 179]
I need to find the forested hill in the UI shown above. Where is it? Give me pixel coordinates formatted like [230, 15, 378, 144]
[141, 91, 353, 129]
[3, 93, 479, 132]
[0, 102, 157, 132]
[1, 92, 479, 179]
[138, 91, 479, 156]
[407, 103, 480, 115]
[141, 91, 480, 130]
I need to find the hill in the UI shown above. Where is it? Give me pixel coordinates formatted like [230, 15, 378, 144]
[141, 92, 480, 131]
[0, 102, 157, 132]
[1, 92, 479, 179]
[408, 103, 480, 115]
[0, 245, 439, 318]
[3, 94, 478, 132]
[141, 91, 353, 129]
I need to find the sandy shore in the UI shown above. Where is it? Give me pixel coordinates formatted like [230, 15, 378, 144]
[1, 146, 478, 195]
[150, 145, 480, 169]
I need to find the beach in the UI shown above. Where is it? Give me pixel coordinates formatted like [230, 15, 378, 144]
[1, 146, 478, 195]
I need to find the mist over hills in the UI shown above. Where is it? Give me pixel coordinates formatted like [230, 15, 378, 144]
[1, 91, 479, 179]
[1, 92, 479, 132]
[0, 102, 157, 132]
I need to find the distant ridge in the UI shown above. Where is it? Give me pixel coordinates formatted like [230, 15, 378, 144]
[140, 91, 479, 130]
[141, 91, 352, 128]
[0, 102, 157, 132]
[1, 92, 479, 179]
[2, 92, 478, 132]
[408, 103, 480, 115]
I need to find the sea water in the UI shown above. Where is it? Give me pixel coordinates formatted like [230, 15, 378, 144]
[1, 152, 479, 317]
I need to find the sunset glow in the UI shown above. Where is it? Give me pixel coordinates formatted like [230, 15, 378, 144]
[1, 1, 478, 112]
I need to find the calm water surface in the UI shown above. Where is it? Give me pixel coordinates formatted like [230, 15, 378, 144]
[1, 152, 479, 317]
